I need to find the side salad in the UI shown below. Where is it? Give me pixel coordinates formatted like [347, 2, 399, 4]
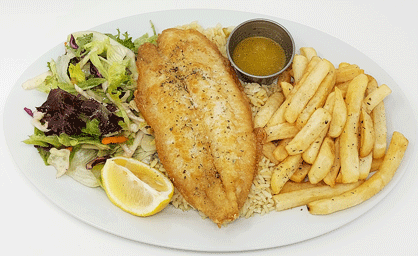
[23, 24, 159, 187]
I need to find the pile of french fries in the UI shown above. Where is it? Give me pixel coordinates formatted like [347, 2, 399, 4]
[257, 47, 409, 214]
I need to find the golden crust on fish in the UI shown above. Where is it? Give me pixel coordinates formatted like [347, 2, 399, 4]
[134, 28, 257, 226]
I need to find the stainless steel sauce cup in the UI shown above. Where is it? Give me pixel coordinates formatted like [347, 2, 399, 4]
[226, 18, 295, 85]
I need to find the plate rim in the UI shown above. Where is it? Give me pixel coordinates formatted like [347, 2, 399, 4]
[3, 8, 417, 252]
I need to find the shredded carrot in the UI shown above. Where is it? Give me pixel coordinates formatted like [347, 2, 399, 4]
[101, 136, 128, 145]
[66, 147, 73, 152]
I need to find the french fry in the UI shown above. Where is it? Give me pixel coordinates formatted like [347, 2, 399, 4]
[371, 156, 384, 172]
[254, 92, 285, 128]
[267, 90, 300, 127]
[280, 180, 321, 193]
[338, 62, 351, 68]
[285, 59, 331, 124]
[286, 108, 331, 155]
[359, 153, 373, 180]
[267, 57, 322, 127]
[335, 64, 364, 84]
[288, 69, 294, 79]
[290, 161, 311, 182]
[372, 101, 387, 159]
[322, 91, 336, 113]
[264, 123, 300, 142]
[305, 56, 322, 71]
[366, 75, 378, 95]
[262, 142, 280, 165]
[328, 87, 347, 138]
[300, 47, 317, 61]
[307, 131, 408, 215]
[292, 54, 309, 84]
[308, 137, 335, 184]
[302, 126, 328, 164]
[335, 171, 343, 183]
[363, 84, 392, 114]
[276, 67, 292, 84]
[296, 63, 336, 129]
[359, 108, 375, 157]
[339, 74, 368, 183]
[335, 80, 350, 98]
[323, 137, 341, 187]
[273, 138, 292, 162]
[274, 181, 363, 212]
[267, 100, 290, 127]
[280, 82, 293, 99]
[297, 56, 322, 86]
[365, 75, 387, 159]
[264, 47, 407, 216]
[271, 154, 303, 194]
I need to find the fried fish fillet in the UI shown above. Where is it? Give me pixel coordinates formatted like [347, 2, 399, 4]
[134, 28, 257, 226]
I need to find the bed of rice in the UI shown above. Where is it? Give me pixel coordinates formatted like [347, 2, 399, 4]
[150, 22, 281, 220]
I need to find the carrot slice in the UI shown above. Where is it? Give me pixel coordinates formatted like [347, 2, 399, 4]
[101, 136, 128, 145]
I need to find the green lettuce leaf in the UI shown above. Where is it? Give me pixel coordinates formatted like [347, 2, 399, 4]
[47, 148, 71, 177]
[81, 119, 101, 136]
[106, 29, 135, 52]
[88, 52, 109, 79]
[57, 78, 106, 94]
[68, 63, 86, 84]
[107, 91, 130, 128]
[70, 33, 94, 57]
[107, 61, 132, 93]
[34, 60, 60, 93]
[77, 78, 107, 90]
[24, 132, 110, 150]
[133, 21, 158, 51]
[37, 147, 51, 165]
[66, 148, 100, 187]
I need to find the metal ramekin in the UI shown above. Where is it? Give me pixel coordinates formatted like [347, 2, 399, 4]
[226, 18, 295, 85]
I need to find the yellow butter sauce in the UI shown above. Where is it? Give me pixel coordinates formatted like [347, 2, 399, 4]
[232, 36, 286, 76]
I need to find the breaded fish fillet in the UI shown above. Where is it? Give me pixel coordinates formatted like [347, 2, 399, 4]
[134, 28, 257, 226]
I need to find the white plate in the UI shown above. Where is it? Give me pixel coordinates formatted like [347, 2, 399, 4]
[3, 9, 417, 252]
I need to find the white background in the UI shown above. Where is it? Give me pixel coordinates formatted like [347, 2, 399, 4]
[1, 0, 417, 255]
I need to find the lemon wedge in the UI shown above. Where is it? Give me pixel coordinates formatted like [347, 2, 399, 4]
[101, 157, 174, 217]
